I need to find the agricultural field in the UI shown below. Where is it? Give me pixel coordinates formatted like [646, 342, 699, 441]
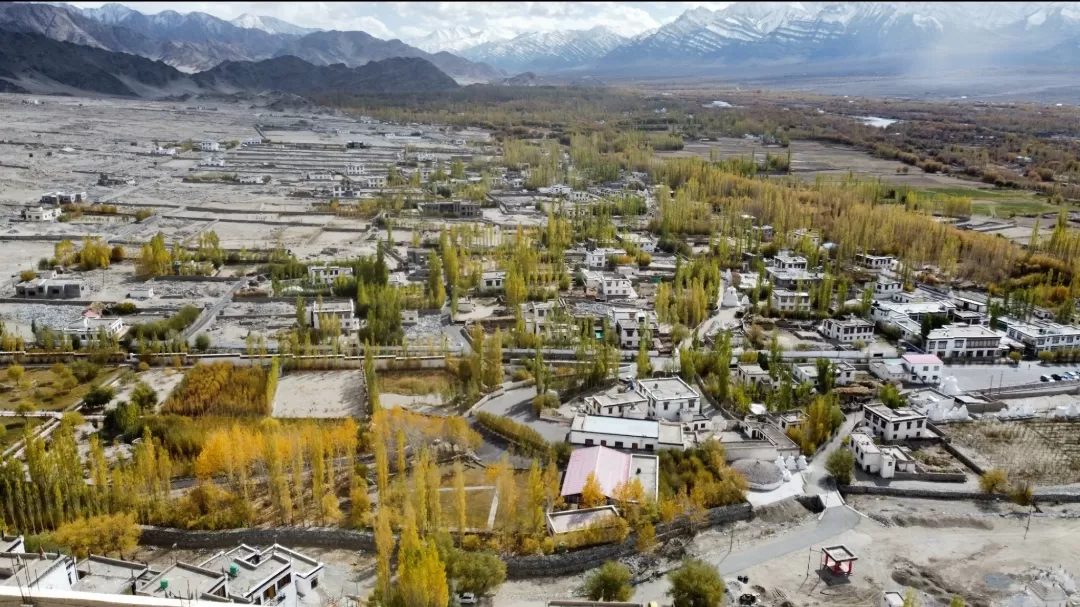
[920, 187, 1063, 217]
[944, 419, 1080, 486]
[271, 369, 365, 418]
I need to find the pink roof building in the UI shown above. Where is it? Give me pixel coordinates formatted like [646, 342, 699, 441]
[559, 446, 658, 502]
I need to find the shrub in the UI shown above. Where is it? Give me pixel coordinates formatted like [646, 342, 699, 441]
[584, 561, 632, 602]
[475, 411, 550, 457]
[162, 362, 270, 417]
[194, 333, 211, 352]
[446, 550, 506, 595]
[979, 468, 1008, 494]
[668, 559, 725, 607]
[531, 391, 559, 416]
[460, 534, 482, 551]
[825, 449, 855, 485]
[1009, 482, 1033, 506]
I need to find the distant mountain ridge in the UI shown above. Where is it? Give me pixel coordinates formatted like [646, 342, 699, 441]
[1, 2, 501, 82]
[0, 31, 459, 97]
[461, 27, 626, 72]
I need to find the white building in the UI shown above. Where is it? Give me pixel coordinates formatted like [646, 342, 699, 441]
[585, 248, 626, 269]
[568, 415, 685, 451]
[636, 377, 701, 421]
[358, 175, 387, 188]
[199, 140, 220, 152]
[521, 301, 573, 341]
[849, 432, 916, 478]
[736, 363, 772, 387]
[480, 271, 505, 290]
[241, 137, 262, 146]
[21, 206, 60, 221]
[600, 275, 637, 300]
[924, 324, 1002, 359]
[580, 269, 605, 292]
[304, 171, 334, 181]
[238, 175, 264, 185]
[62, 318, 126, 344]
[1004, 319, 1080, 355]
[862, 404, 928, 441]
[308, 265, 353, 284]
[610, 308, 655, 349]
[771, 289, 811, 312]
[309, 299, 360, 333]
[345, 163, 366, 176]
[820, 317, 874, 343]
[773, 251, 808, 271]
[792, 361, 855, 386]
[855, 254, 895, 270]
[901, 353, 943, 384]
[149, 146, 177, 156]
[873, 276, 903, 299]
[617, 233, 658, 253]
[200, 156, 225, 167]
[126, 286, 155, 300]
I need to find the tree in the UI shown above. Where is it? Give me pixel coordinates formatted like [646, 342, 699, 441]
[636, 522, 657, 552]
[6, 365, 25, 388]
[668, 559, 725, 607]
[979, 468, 1009, 494]
[447, 550, 506, 596]
[815, 358, 835, 394]
[129, 381, 158, 411]
[583, 561, 632, 602]
[194, 333, 211, 352]
[51, 512, 140, 558]
[374, 507, 394, 602]
[580, 471, 605, 508]
[1008, 351, 1022, 364]
[637, 325, 653, 379]
[82, 385, 115, 409]
[453, 460, 467, 539]
[14, 398, 36, 421]
[825, 448, 855, 485]
[110, 245, 125, 263]
[949, 596, 966, 607]
[428, 254, 446, 308]
[879, 383, 906, 409]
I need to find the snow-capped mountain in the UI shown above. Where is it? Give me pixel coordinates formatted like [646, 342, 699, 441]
[461, 27, 627, 72]
[230, 14, 320, 36]
[410, 27, 509, 54]
[600, 2, 1080, 68]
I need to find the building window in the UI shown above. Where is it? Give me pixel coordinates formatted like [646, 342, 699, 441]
[601, 440, 607, 446]
[893, 423, 899, 431]
[615, 441, 623, 448]
[585, 439, 594, 446]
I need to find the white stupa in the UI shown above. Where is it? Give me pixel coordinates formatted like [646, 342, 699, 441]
[722, 286, 741, 308]
[939, 376, 961, 396]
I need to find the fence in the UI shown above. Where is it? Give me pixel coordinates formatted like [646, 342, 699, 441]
[839, 485, 1080, 503]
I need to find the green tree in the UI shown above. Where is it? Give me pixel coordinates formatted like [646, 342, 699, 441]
[583, 561, 632, 602]
[194, 333, 211, 352]
[129, 381, 158, 411]
[815, 358, 834, 394]
[668, 559, 725, 607]
[82, 385, 115, 408]
[447, 550, 506, 596]
[825, 448, 855, 485]
[428, 253, 446, 308]
[879, 383, 906, 409]
[6, 365, 25, 388]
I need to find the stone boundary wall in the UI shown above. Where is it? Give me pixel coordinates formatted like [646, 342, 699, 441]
[152, 275, 236, 283]
[139, 504, 752, 580]
[892, 471, 968, 483]
[504, 503, 752, 579]
[840, 485, 1080, 503]
[139, 526, 377, 551]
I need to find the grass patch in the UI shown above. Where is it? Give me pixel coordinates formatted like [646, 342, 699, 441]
[0, 366, 118, 413]
[438, 487, 496, 530]
[378, 370, 454, 396]
[921, 187, 1061, 216]
[0, 417, 44, 447]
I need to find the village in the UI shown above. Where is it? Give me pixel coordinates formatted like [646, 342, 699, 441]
[0, 93, 1078, 607]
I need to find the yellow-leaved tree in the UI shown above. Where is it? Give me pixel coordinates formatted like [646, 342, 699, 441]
[580, 471, 606, 508]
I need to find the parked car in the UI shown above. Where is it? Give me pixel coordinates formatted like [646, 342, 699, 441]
[457, 593, 477, 606]
[1041, 375, 1052, 382]
[1052, 374, 1063, 381]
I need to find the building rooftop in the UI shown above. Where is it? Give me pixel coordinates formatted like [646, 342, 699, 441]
[864, 404, 926, 422]
[926, 324, 1000, 339]
[635, 377, 698, 402]
[0, 553, 69, 587]
[849, 432, 879, 454]
[139, 561, 223, 600]
[74, 556, 149, 594]
[588, 390, 647, 409]
[547, 506, 620, 535]
[822, 545, 857, 563]
[560, 446, 659, 501]
[902, 354, 943, 366]
[200, 548, 290, 598]
[573, 415, 658, 439]
[730, 459, 784, 486]
[658, 422, 684, 445]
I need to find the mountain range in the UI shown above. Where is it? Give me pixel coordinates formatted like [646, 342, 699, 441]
[0, 30, 458, 97]
[0, 2, 501, 81]
[4, 1, 1080, 94]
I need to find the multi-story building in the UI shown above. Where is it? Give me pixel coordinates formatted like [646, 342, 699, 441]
[771, 289, 811, 312]
[617, 233, 657, 253]
[773, 251, 808, 271]
[308, 265, 353, 284]
[16, 275, 87, 299]
[585, 248, 626, 269]
[480, 271, 505, 291]
[819, 317, 875, 343]
[792, 361, 856, 386]
[861, 404, 928, 441]
[344, 163, 366, 175]
[600, 275, 637, 300]
[901, 353, 943, 384]
[199, 140, 220, 152]
[855, 254, 895, 270]
[610, 308, 656, 349]
[873, 276, 903, 299]
[1003, 319, 1080, 355]
[308, 299, 360, 333]
[63, 317, 127, 344]
[924, 324, 1002, 359]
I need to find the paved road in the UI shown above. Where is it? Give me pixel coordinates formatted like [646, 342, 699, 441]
[629, 505, 862, 605]
[183, 277, 248, 340]
[946, 362, 1080, 392]
[475, 385, 571, 444]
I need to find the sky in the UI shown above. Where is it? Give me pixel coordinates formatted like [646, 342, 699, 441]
[65, 1, 734, 40]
